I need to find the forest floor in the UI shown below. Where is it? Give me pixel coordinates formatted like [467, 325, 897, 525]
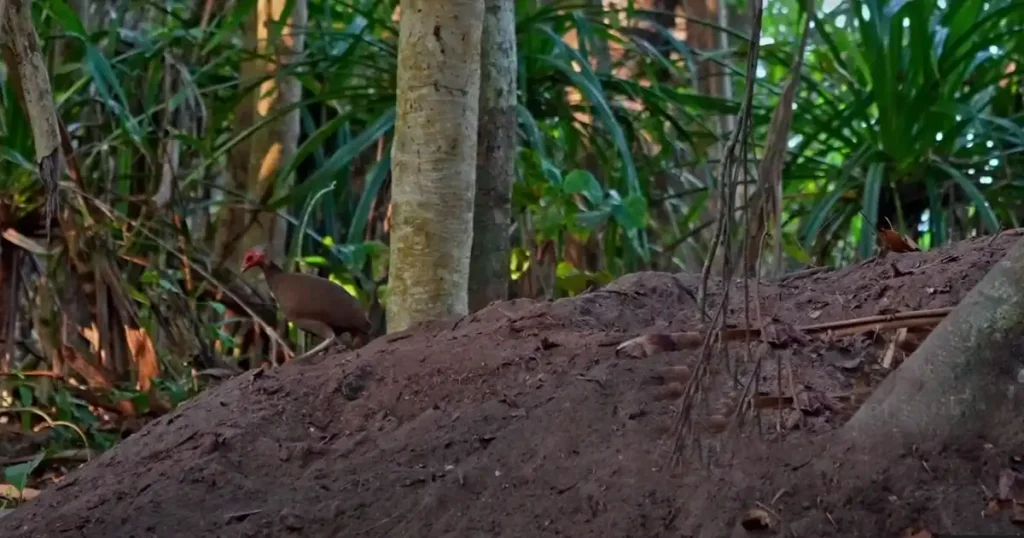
[4, 233, 1024, 537]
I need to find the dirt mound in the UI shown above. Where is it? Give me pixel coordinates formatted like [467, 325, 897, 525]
[4, 234, 1024, 538]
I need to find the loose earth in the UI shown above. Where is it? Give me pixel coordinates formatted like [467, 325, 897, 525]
[4, 234, 1024, 537]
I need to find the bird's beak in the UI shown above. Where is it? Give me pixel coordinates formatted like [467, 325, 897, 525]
[240, 260, 254, 273]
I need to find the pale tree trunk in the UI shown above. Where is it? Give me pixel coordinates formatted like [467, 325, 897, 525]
[212, 0, 307, 277]
[843, 239, 1024, 452]
[468, 0, 517, 313]
[387, 0, 485, 333]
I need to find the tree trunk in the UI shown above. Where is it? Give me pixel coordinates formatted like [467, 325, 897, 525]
[387, 0, 485, 333]
[212, 0, 307, 275]
[468, 0, 517, 313]
[842, 238, 1024, 451]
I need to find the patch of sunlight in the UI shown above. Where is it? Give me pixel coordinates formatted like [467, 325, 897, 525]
[328, 273, 361, 300]
[835, 14, 847, 28]
[988, 158, 1000, 167]
[935, 132, 944, 142]
[918, 231, 932, 250]
[980, 176, 994, 185]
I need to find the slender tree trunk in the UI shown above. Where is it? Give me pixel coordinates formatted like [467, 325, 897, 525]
[468, 0, 517, 312]
[210, 0, 306, 364]
[212, 0, 306, 275]
[843, 238, 1024, 451]
[387, 0, 485, 333]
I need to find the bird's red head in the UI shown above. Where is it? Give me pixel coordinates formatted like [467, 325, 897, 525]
[240, 246, 268, 273]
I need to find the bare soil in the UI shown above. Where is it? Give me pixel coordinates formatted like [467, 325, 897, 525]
[4, 234, 1024, 538]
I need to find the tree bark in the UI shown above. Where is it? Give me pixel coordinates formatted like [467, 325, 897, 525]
[468, 0, 517, 313]
[843, 238, 1024, 450]
[387, 0, 485, 333]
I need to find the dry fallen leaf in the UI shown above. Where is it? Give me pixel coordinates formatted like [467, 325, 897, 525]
[0, 484, 40, 501]
[740, 507, 775, 530]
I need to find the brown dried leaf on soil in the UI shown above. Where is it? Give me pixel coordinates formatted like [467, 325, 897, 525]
[0, 485, 39, 501]
[739, 507, 776, 530]
[903, 527, 933, 538]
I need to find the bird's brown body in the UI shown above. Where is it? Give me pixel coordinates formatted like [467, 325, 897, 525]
[241, 246, 370, 360]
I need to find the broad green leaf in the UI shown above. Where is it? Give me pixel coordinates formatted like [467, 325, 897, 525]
[563, 169, 603, 205]
[933, 159, 1001, 233]
[4, 452, 44, 494]
[612, 193, 649, 231]
[857, 162, 885, 259]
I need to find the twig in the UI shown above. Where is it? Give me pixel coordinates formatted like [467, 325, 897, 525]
[774, 265, 832, 283]
[671, 0, 764, 465]
[617, 307, 951, 355]
[59, 182, 295, 358]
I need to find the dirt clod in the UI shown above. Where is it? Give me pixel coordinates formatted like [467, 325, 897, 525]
[3, 235, 1024, 537]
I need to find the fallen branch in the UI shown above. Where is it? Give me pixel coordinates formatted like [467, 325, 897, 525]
[616, 307, 951, 358]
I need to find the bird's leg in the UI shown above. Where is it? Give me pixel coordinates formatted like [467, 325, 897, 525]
[290, 319, 339, 363]
[292, 334, 336, 362]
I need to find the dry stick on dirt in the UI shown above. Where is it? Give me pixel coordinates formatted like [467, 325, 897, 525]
[674, 0, 764, 466]
[616, 307, 951, 356]
[841, 240, 1024, 454]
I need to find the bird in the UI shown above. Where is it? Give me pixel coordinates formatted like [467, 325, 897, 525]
[240, 245, 371, 362]
[878, 227, 920, 254]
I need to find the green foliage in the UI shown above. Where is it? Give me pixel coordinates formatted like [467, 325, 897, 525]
[761, 0, 1024, 264]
